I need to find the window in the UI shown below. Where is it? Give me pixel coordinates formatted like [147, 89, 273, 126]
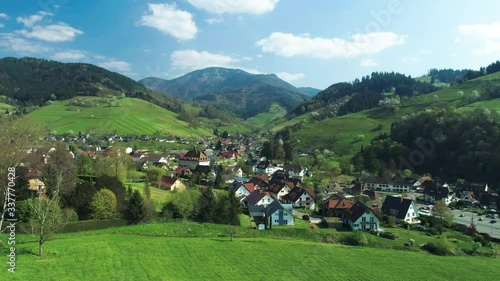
[306, 197, 311, 200]
[370, 217, 374, 223]
[275, 220, 278, 223]
[284, 220, 288, 224]
[362, 217, 366, 222]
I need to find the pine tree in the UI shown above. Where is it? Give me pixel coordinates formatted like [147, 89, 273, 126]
[196, 186, 216, 222]
[144, 181, 151, 200]
[126, 190, 147, 224]
[227, 189, 241, 225]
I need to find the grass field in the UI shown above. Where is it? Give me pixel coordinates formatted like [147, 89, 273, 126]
[126, 181, 174, 211]
[23, 97, 212, 136]
[245, 103, 287, 128]
[1, 222, 499, 281]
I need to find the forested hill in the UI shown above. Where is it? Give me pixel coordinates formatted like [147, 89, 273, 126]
[0, 57, 188, 114]
[287, 71, 437, 120]
[139, 67, 308, 119]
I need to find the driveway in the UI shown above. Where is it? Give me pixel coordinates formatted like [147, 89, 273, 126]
[294, 210, 323, 224]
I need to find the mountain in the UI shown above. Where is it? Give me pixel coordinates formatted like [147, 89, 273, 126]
[0, 57, 185, 114]
[139, 67, 308, 119]
[297, 87, 321, 97]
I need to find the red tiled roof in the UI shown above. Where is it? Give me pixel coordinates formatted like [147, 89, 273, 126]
[243, 183, 255, 193]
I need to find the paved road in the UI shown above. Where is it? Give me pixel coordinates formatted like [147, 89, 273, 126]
[451, 210, 500, 239]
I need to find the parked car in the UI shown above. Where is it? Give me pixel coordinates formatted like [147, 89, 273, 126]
[490, 220, 497, 224]
[459, 213, 466, 217]
[478, 217, 484, 221]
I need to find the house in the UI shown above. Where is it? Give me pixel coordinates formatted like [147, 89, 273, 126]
[231, 181, 255, 197]
[253, 159, 281, 175]
[159, 176, 186, 191]
[172, 166, 191, 177]
[268, 181, 293, 200]
[422, 180, 454, 205]
[132, 153, 149, 163]
[455, 181, 489, 201]
[281, 188, 316, 210]
[248, 174, 270, 190]
[364, 175, 413, 193]
[224, 165, 243, 178]
[244, 190, 274, 208]
[219, 151, 236, 160]
[264, 201, 294, 226]
[381, 195, 419, 224]
[349, 183, 367, 196]
[460, 191, 478, 205]
[321, 194, 353, 217]
[179, 149, 210, 169]
[343, 202, 381, 231]
[283, 164, 307, 181]
[362, 190, 381, 201]
[146, 155, 168, 165]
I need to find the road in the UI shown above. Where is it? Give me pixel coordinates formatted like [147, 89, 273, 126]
[451, 210, 500, 239]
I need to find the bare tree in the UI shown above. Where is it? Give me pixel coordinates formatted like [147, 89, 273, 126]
[25, 173, 68, 256]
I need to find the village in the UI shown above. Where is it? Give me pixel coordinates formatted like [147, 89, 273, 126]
[25, 131, 500, 240]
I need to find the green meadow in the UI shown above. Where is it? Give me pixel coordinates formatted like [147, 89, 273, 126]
[23, 97, 212, 136]
[1, 222, 498, 281]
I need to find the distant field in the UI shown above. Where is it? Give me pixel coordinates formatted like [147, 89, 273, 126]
[126, 181, 174, 211]
[23, 97, 212, 136]
[246, 103, 287, 128]
[1, 222, 499, 281]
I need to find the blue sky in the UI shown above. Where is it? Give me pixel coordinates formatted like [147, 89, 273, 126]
[1, 0, 500, 89]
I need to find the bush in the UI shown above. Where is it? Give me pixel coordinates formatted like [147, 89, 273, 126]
[340, 231, 368, 246]
[63, 208, 79, 222]
[302, 214, 310, 221]
[379, 232, 399, 240]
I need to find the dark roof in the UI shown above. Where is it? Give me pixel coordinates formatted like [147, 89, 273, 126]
[268, 182, 290, 194]
[159, 176, 177, 189]
[362, 190, 381, 200]
[245, 190, 267, 205]
[264, 201, 291, 216]
[422, 180, 450, 198]
[381, 196, 413, 220]
[282, 188, 315, 202]
[193, 165, 211, 174]
[345, 201, 381, 222]
[148, 154, 166, 162]
[283, 164, 303, 173]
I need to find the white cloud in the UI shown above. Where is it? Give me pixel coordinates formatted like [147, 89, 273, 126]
[0, 13, 8, 19]
[98, 60, 132, 72]
[187, 0, 279, 14]
[454, 37, 461, 43]
[419, 48, 432, 54]
[51, 50, 87, 61]
[360, 58, 377, 67]
[276, 72, 305, 82]
[256, 32, 406, 59]
[0, 34, 51, 54]
[458, 22, 500, 55]
[449, 53, 458, 57]
[0, 23, 4, 29]
[206, 17, 223, 24]
[170, 49, 239, 71]
[140, 3, 197, 40]
[18, 23, 83, 42]
[16, 11, 51, 27]
[402, 56, 419, 63]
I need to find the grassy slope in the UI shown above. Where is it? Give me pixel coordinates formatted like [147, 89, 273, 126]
[183, 103, 251, 134]
[2, 222, 499, 281]
[245, 103, 287, 128]
[24, 98, 212, 136]
[281, 72, 500, 156]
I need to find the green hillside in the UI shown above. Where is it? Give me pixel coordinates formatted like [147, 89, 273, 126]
[1, 222, 498, 281]
[276, 72, 500, 156]
[24, 97, 212, 136]
[245, 103, 287, 128]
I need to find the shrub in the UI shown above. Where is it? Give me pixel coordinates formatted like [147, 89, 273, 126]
[90, 189, 117, 220]
[340, 231, 368, 246]
[379, 232, 399, 240]
[302, 214, 310, 221]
